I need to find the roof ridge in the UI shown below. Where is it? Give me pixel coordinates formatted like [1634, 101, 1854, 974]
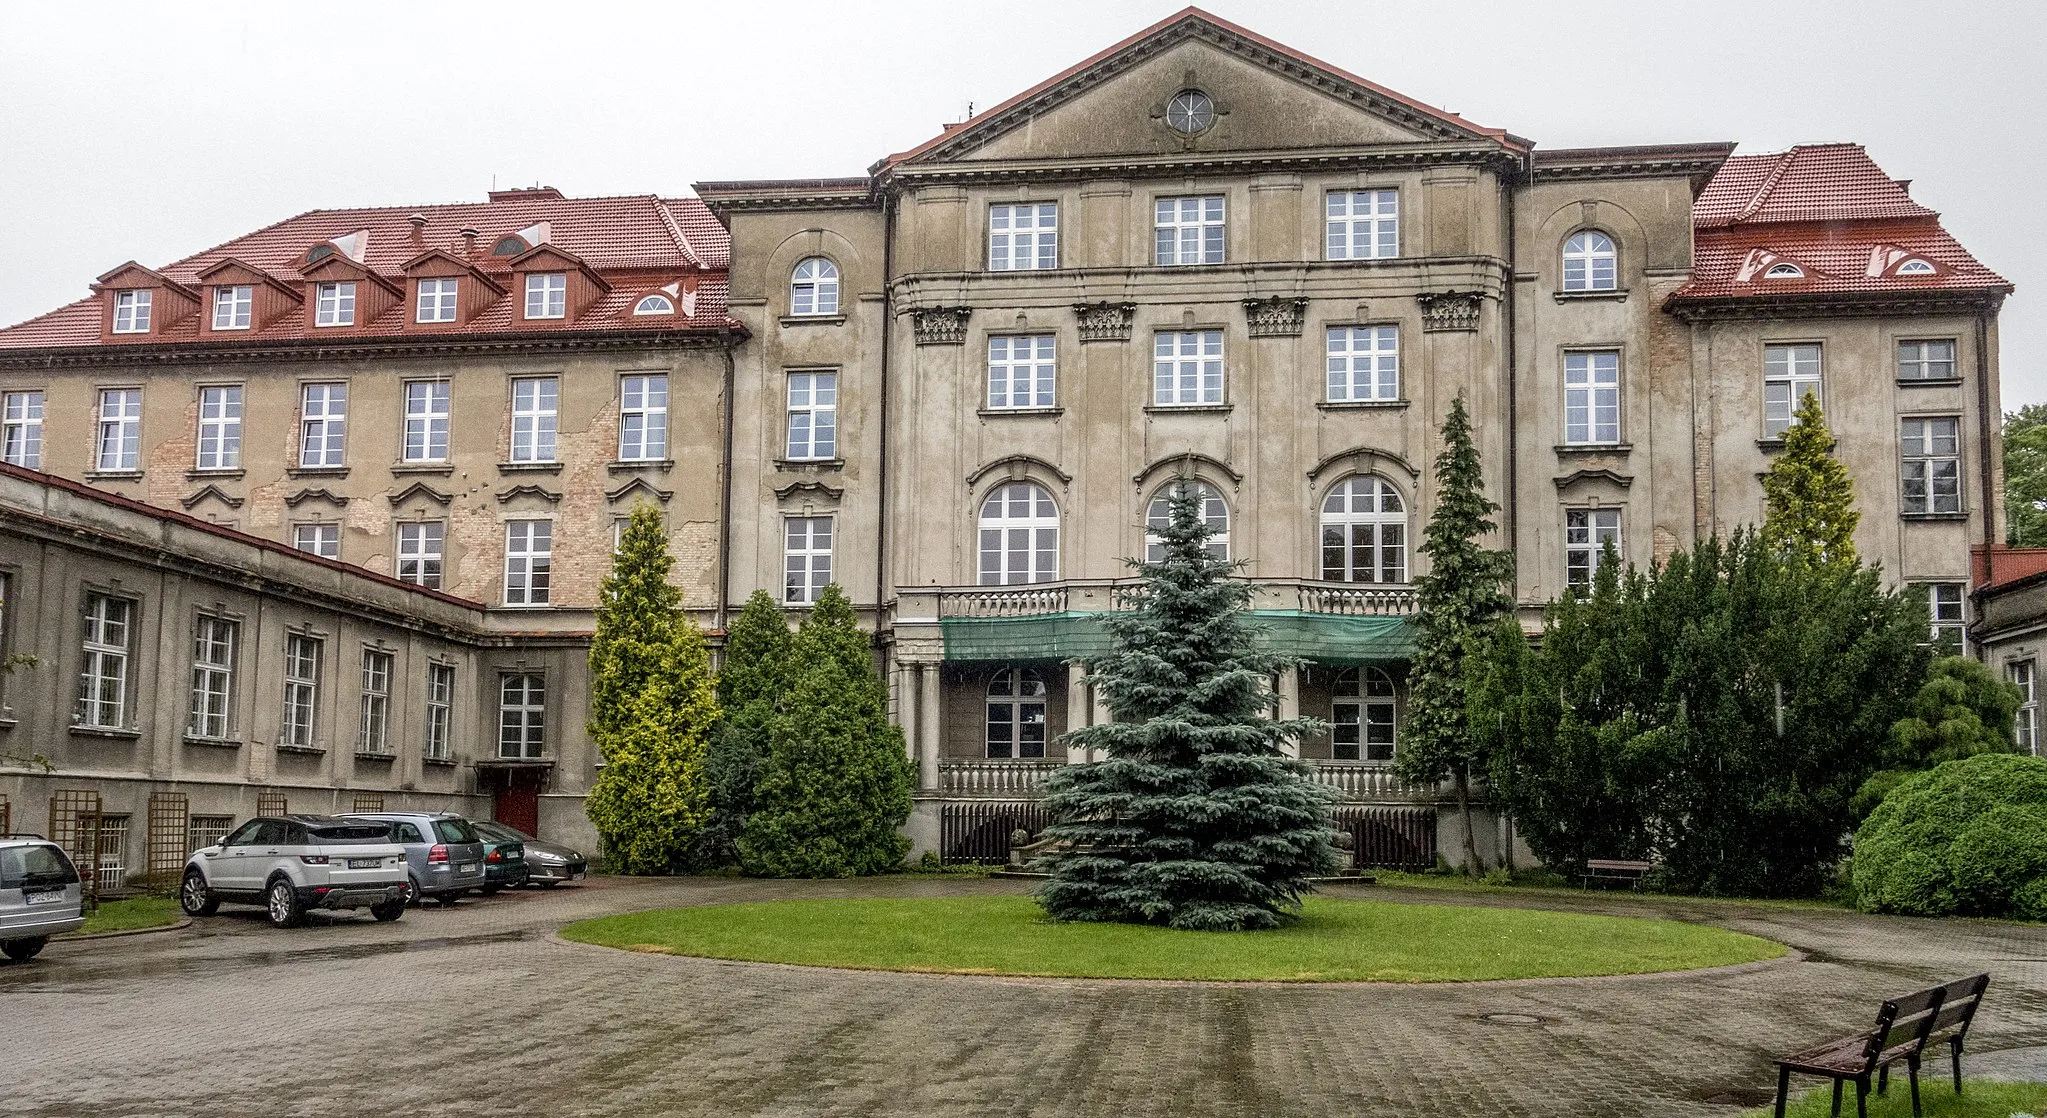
[653, 199, 703, 269]
[1733, 149, 1799, 225]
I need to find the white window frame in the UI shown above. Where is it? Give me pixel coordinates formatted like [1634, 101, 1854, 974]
[188, 614, 237, 740]
[403, 380, 450, 462]
[95, 816, 129, 893]
[978, 482, 1060, 586]
[785, 371, 837, 460]
[498, 673, 546, 760]
[510, 377, 559, 463]
[298, 382, 348, 467]
[1564, 351, 1622, 445]
[195, 385, 243, 471]
[396, 521, 444, 589]
[1145, 482, 1229, 562]
[989, 203, 1058, 271]
[1320, 475, 1407, 583]
[3, 390, 45, 468]
[790, 258, 839, 317]
[2011, 659, 2038, 755]
[1922, 582, 1966, 653]
[212, 285, 253, 330]
[633, 294, 674, 316]
[985, 667, 1049, 759]
[1901, 416, 1963, 515]
[1154, 195, 1225, 266]
[425, 663, 454, 760]
[314, 281, 356, 328]
[358, 648, 393, 756]
[112, 290, 152, 334]
[187, 815, 234, 854]
[1152, 330, 1224, 407]
[96, 388, 142, 472]
[1325, 190, 1398, 260]
[1562, 230, 1618, 292]
[783, 516, 833, 604]
[415, 277, 458, 323]
[1332, 667, 1397, 762]
[504, 520, 553, 606]
[618, 374, 669, 461]
[77, 592, 133, 729]
[1565, 507, 1622, 589]
[281, 633, 322, 749]
[293, 523, 340, 559]
[1326, 326, 1399, 403]
[1897, 339, 1958, 381]
[1764, 344, 1824, 437]
[524, 272, 567, 320]
[987, 335, 1056, 410]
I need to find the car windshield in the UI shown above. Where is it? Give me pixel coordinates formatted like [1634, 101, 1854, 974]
[307, 824, 392, 844]
[0, 845, 80, 890]
[473, 822, 525, 843]
[432, 819, 478, 844]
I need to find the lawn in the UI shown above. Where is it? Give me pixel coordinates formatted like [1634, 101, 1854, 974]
[72, 895, 183, 936]
[561, 895, 1784, 982]
[1744, 1080, 2047, 1118]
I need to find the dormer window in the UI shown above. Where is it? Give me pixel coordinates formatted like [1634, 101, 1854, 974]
[1765, 262, 1805, 279]
[212, 285, 253, 330]
[494, 236, 529, 257]
[306, 244, 335, 264]
[417, 278, 458, 324]
[1898, 258, 1935, 276]
[315, 282, 356, 327]
[112, 290, 152, 334]
[633, 294, 675, 315]
[524, 273, 567, 320]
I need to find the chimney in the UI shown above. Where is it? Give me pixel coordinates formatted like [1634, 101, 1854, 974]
[407, 213, 428, 243]
[458, 227, 480, 257]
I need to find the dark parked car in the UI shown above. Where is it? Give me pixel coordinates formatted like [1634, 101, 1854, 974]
[474, 828, 527, 895]
[472, 821, 587, 886]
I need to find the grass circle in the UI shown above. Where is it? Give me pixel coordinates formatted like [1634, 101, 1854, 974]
[561, 895, 1785, 983]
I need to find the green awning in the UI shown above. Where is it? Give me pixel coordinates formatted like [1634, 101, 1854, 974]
[939, 610, 1415, 665]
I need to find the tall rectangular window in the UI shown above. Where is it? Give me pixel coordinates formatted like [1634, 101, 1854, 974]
[425, 663, 454, 760]
[2, 391, 43, 468]
[112, 290, 151, 333]
[404, 380, 450, 461]
[524, 273, 567, 319]
[1901, 417, 1962, 515]
[396, 522, 444, 589]
[1565, 508, 1622, 589]
[1155, 196, 1225, 265]
[1326, 326, 1398, 402]
[1153, 330, 1224, 406]
[188, 615, 237, 740]
[618, 375, 669, 460]
[989, 203, 1058, 271]
[987, 336, 1056, 410]
[1764, 344, 1822, 437]
[77, 593, 133, 729]
[314, 282, 356, 327]
[785, 372, 837, 460]
[294, 523, 340, 559]
[1326, 190, 1398, 260]
[282, 633, 322, 748]
[784, 517, 832, 604]
[358, 649, 393, 755]
[1564, 352, 1622, 445]
[1897, 339, 1957, 381]
[416, 278, 458, 323]
[510, 377, 558, 463]
[96, 388, 142, 472]
[504, 520, 552, 606]
[1924, 583, 1966, 654]
[96, 817, 129, 892]
[298, 383, 348, 467]
[195, 386, 243, 471]
[498, 674, 546, 760]
[2010, 659, 2038, 755]
[212, 285, 253, 330]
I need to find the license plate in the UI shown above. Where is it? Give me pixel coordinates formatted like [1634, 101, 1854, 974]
[570, 870, 585, 880]
[457, 863, 478, 874]
[23, 889, 65, 905]
[347, 858, 381, 869]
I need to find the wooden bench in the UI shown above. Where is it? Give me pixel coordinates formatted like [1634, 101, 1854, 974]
[1772, 973, 1990, 1118]
[1579, 858, 1653, 889]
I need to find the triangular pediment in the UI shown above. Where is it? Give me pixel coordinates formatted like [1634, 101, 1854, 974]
[882, 9, 1520, 170]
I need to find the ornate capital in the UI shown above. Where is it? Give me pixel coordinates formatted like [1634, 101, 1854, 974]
[1417, 290, 1483, 333]
[1242, 296, 1307, 338]
[911, 306, 971, 346]
[1072, 301, 1136, 343]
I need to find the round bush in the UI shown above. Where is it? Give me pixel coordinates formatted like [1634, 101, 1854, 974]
[1852, 753, 2047, 918]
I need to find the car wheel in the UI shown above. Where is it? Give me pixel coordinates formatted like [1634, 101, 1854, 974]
[402, 875, 423, 908]
[369, 900, 405, 923]
[1, 937, 46, 962]
[179, 870, 219, 916]
[266, 878, 304, 928]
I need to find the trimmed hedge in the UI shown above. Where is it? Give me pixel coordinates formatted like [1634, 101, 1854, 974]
[1851, 753, 2047, 919]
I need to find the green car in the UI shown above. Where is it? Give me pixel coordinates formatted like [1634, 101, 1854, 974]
[473, 827, 528, 896]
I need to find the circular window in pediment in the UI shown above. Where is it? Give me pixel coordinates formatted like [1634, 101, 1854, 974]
[1165, 89, 1216, 135]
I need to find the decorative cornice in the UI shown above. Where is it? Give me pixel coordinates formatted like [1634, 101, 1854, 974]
[180, 484, 243, 510]
[494, 484, 561, 505]
[1417, 290, 1484, 333]
[283, 487, 347, 508]
[1306, 447, 1422, 485]
[1133, 452, 1242, 492]
[911, 306, 972, 346]
[773, 480, 845, 503]
[1663, 289, 2009, 323]
[1555, 468, 1634, 491]
[884, 146, 1520, 189]
[1073, 301, 1137, 343]
[387, 481, 452, 507]
[966, 454, 1073, 491]
[0, 327, 743, 371]
[607, 477, 673, 504]
[1243, 296, 1307, 338]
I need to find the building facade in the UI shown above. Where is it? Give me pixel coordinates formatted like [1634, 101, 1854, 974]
[0, 8, 2015, 866]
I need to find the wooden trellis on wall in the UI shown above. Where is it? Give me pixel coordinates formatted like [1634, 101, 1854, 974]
[255, 790, 288, 817]
[0, 792, 10, 835]
[146, 791, 189, 886]
[48, 789, 101, 909]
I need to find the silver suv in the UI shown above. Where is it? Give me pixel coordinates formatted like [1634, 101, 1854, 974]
[181, 816, 408, 927]
[342, 813, 488, 906]
[0, 836, 85, 962]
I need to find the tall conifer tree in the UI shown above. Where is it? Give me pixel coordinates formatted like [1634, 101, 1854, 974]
[1762, 393, 1859, 569]
[694, 590, 793, 868]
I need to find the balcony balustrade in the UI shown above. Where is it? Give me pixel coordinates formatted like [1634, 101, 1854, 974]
[920, 578, 1418, 621]
[930, 758, 1436, 803]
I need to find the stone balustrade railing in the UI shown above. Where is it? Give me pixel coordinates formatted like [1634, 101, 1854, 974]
[924, 579, 1418, 621]
[1295, 583, 1420, 616]
[935, 759, 1067, 797]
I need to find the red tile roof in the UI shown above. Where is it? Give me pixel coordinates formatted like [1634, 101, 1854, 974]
[1693, 144, 1934, 227]
[0, 191, 733, 350]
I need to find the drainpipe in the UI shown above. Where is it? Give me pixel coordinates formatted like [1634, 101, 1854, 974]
[717, 330, 736, 636]
[1502, 156, 1522, 580]
[874, 186, 897, 637]
[1975, 308, 1996, 596]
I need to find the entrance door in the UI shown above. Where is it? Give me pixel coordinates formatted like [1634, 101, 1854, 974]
[494, 781, 539, 836]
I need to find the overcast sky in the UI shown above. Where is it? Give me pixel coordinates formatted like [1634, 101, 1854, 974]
[4, 1, 2041, 401]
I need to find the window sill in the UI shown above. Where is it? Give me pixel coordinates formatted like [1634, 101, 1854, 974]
[0, 717, 15, 732]
[1317, 400, 1408, 411]
[84, 471, 143, 482]
[353, 751, 397, 763]
[186, 468, 246, 481]
[182, 736, 243, 749]
[1901, 511, 1970, 522]
[778, 314, 846, 328]
[1143, 404, 1233, 416]
[1553, 288, 1629, 304]
[498, 603, 558, 611]
[498, 461, 563, 474]
[978, 407, 1064, 419]
[608, 459, 674, 473]
[70, 725, 141, 740]
[288, 466, 349, 479]
[1554, 443, 1632, 455]
[275, 744, 327, 756]
[1897, 378, 1964, 388]
[423, 757, 459, 768]
[775, 457, 845, 471]
[391, 462, 454, 476]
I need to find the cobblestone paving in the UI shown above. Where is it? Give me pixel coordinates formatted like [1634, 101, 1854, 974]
[1, 877, 2041, 1118]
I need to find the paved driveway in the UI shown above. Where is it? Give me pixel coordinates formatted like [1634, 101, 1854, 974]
[1, 877, 2041, 1118]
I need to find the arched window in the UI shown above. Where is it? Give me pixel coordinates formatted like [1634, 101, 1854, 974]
[1145, 481, 1228, 562]
[790, 258, 839, 316]
[978, 482, 1059, 585]
[1320, 475, 1407, 583]
[493, 235, 530, 257]
[633, 294, 675, 315]
[1562, 230, 1617, 292]
[986, 667, 1048, 758]
[1332, 667, 1396, 761]
[1897, 258, 1935, 276]
[1764, 262, 1805, 279]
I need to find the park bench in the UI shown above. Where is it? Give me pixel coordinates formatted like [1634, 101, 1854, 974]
[1771, 973, 1990, 1118]
[1580, 858, 1654, 889]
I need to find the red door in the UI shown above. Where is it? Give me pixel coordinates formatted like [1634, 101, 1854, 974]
[494, 781, 539, 836]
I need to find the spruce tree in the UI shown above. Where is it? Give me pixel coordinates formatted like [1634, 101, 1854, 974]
[1395, 393, 1516, 877]
[1762, 393, 1859, 569]
[694, 590, 794, 869]
[738, 585, 914, 877]
[1036, 484, 1336, 931]
[2003, 404, 2047, 547]
[583, 505, 719, 874]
